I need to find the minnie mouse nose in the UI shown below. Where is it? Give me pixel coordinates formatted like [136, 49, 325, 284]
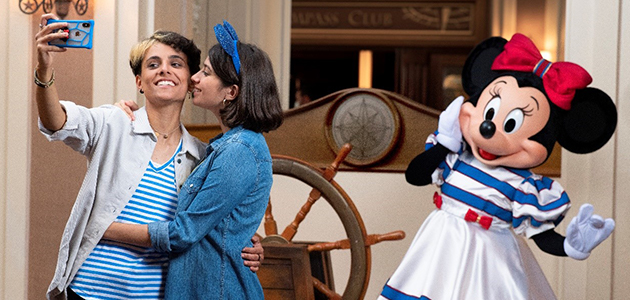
[480, 121, 496, 139]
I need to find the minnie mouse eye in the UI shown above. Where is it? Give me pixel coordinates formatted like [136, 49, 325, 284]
[504, 109, 525, 134]
[484, 97, 501, 121]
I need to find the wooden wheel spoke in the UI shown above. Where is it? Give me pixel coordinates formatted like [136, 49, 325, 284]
[264, 198, 278, 236]
[281, 189, 322, 241]
[280, 144, 353, 242]
[312, 277, 342, 300]
[308, 230, 405, 252]
[308, 238, 351, 252]
[365, 230, 406, 246]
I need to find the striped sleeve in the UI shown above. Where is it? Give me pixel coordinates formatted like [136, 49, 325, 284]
[427, 132, 461, 186]
[425, 131, 439, 150]
[512, 175, 571, 238]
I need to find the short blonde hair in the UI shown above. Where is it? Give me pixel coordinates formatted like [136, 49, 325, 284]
[129, 30, 201, 76]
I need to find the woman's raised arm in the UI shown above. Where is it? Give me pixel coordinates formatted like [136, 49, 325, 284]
[34, 14, 70, 131]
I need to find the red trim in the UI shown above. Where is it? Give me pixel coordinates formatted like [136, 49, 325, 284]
[434, 193, 491, 229]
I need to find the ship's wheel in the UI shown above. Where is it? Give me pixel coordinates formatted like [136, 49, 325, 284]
[259, 143, 404, 299]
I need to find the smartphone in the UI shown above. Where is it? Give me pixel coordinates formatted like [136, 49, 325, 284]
[47, 19, 94, 49]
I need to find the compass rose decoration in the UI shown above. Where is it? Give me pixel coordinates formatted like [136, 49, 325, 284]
[326, 90, 401, 167]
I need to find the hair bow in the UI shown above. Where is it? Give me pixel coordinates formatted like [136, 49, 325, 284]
[491, 33, 592, 110]
[214, 20, 241, 75]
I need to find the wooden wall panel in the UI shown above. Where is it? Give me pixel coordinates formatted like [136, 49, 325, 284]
[187, 87, 559, 175]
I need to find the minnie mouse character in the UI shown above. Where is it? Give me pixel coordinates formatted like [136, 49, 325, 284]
[378, 34, 617, 300]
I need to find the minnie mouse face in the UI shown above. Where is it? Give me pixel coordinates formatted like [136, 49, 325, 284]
[459, 34, 617, 169]
[460, 76, 550, 168]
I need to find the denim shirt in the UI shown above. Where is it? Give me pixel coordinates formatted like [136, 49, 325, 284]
[148, 126, 272, 300]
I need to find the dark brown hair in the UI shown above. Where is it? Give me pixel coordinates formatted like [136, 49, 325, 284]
[209, 42, 283, 132]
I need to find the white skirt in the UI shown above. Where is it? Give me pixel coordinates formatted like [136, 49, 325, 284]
[378, 209, 556, 300]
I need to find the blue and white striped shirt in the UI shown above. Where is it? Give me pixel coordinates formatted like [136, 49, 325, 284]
[69, 141, 182, 300]
[427, 133, 570, 237]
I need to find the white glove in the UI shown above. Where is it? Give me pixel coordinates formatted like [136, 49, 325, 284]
[564, 204, 615, 260]
[436, 96, 465, 152]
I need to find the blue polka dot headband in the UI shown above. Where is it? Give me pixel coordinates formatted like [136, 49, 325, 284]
[214, 20, 241, 76]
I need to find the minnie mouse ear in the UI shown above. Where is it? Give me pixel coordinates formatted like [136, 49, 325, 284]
[557, 88, 617, 154]
[462, 36, 507, 96]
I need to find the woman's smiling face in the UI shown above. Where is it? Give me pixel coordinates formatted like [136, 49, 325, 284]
[459, 76, 551, 168]
[190, 56, 234, 114]
[135, 42, 190, 104]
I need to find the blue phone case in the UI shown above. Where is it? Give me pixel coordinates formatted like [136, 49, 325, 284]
[47, 19, 94, 49]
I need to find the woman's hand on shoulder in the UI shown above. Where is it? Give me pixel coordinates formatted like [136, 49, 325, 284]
[114, 100, 139, 121]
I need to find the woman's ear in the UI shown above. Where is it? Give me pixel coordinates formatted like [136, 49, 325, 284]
[225, 84, 240, 101]
[557, 87, 617, 154]
[462, 36, 507, 97]
[188, 79, 194, 93]
[135, 75, 142, 92]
